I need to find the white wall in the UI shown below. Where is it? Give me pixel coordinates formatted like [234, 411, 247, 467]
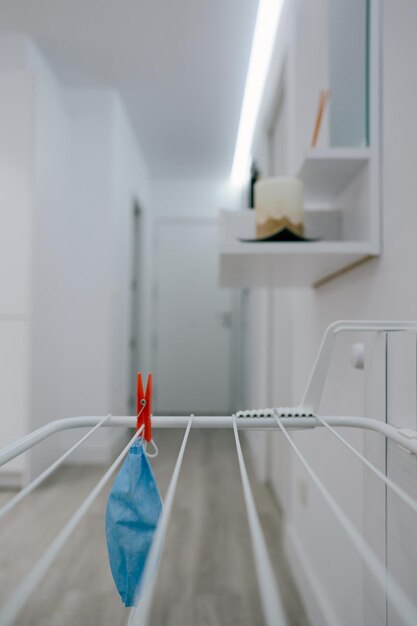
[110, 95, 153, 415]
[239, 288, 271, 481]
[245, 0, 331, 488]
[253, 0, 330, 178]
[243, 1, 417, 624]
[152, 178, 241, 218]
[59, 90, 153, 463]
[150, 178, 241, 418]
[0, 36, 153, 475]
[0, 35, 68, 479]
[285, 5, 417, 622]
[0, 68, 34, 478]
[28, 43, 73, 476]
[58, 89, 117, 463]
[0, 35, 34, 69]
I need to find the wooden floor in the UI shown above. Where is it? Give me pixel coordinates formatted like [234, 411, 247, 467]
[0, 429, 308, 626]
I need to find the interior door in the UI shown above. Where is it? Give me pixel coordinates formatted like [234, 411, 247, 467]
[128, 201, 142, 413]
[153, 218, 234, 415]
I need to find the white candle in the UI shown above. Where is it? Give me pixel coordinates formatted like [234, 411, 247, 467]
[254, 177, 304, 238]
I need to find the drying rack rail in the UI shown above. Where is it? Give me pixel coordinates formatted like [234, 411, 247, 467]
[1, 321, 417, 626]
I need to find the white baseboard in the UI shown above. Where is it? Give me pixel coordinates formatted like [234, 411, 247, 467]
[284, 523, 343, 626]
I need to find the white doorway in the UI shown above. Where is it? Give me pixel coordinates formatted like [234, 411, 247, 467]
[128, 200, 142, 413]
[153, 218, 235, 415]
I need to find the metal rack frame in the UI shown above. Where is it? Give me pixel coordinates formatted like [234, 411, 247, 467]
[1, 321, 417, 626]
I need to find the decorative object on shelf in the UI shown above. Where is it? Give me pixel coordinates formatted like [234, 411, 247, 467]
[248, 160, 261, 209]
[240, 226, 316, 243]
[255, 178, 304, 238]
[240, 177, 313, 242]
[311, 89, 330, 147]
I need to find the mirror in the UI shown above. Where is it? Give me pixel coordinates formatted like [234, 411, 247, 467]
[328, 0, 370, 147]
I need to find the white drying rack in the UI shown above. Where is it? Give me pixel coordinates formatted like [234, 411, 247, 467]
[1, 320, 417, 626]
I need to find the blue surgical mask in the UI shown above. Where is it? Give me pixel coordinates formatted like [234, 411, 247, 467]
[105, 438, 162, 607]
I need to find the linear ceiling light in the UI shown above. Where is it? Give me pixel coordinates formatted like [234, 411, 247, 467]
[230, 0, 284, 187]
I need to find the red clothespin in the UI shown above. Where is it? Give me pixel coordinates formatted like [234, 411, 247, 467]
[136, 372, 153, 442]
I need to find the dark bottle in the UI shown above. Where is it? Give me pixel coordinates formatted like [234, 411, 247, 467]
[248, 161, 260, 209]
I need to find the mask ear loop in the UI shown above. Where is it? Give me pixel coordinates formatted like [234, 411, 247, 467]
[143, 438, 159, 458]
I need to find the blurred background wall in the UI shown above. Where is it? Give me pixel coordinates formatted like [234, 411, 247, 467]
[0, 1, 417, 624]
[244, 1, 417, 623]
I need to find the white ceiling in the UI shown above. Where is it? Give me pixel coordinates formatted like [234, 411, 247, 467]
[0, 0, 259, 178]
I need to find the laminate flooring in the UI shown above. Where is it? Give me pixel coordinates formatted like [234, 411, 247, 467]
[0, 428, 308, 626]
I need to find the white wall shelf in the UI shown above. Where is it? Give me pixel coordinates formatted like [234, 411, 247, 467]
[219, 0, 381, 289]
[219, 208, 378, 288]
[298, 148, 370, 206]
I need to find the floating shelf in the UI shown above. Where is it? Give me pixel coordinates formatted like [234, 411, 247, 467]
[219, 147, 380, 288]
[298, 147, 370, 206]
[219, 209, 377, 288]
